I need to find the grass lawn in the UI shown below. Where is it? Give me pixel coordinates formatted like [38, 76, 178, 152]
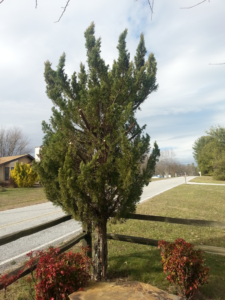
[189, 176, 225, 185]
[107, 184, 225, 299]
[0, 187, 48, 211]
[1, 184, 225, 299]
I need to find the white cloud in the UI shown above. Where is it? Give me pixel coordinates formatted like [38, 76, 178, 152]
[0, 0, 224, 162]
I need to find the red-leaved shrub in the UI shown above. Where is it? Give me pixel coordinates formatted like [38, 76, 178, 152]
[158, 238, 209, 299]
[0, 246, 92, 300]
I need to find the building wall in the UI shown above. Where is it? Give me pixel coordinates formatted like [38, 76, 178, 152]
[0, 166, 3, 182]
[35, 147, 41, 162]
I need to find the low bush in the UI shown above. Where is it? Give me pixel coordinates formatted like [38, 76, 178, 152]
[0, 246, 92, 300]
[8, 176, 17, 188]
[10, 162, 38, 187]
[158, 238, 209, 299]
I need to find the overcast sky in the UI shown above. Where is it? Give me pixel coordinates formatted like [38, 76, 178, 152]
[0, 0, 224, 164]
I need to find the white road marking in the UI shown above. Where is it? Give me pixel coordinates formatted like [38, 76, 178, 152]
[0, 228, 82, 265]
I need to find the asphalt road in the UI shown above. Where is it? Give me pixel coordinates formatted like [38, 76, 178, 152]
[0, 176, 196, 273]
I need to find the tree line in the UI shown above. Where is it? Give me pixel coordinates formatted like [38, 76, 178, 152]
[193, 125, 225, 180]
[141, 149, 199, 178]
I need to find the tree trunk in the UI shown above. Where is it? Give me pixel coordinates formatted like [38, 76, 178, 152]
[92, 220, 108, 281]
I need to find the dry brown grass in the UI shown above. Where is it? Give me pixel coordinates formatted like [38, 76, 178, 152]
[0, 187, 48, 211]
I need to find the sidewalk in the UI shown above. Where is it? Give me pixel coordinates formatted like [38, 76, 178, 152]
[187, 182, 225, 186]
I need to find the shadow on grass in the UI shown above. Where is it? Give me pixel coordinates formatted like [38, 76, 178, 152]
[108, 241, 225, 300]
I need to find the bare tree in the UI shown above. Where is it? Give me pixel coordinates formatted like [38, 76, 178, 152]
[155, 149, 177, 177]
[0, 127, 32, 157]
[180, 0, 209, 9]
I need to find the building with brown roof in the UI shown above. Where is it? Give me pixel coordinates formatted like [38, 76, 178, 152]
[0, 154, 35, 182]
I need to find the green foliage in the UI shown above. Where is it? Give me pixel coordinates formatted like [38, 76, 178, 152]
[158, 239, 209, 299]
[193, 125, 225, 179]
[10, 162, 38, 188]
[33, 22, 160, 225]
[192, 136, 214, 175]
[213, 151, 225, 180]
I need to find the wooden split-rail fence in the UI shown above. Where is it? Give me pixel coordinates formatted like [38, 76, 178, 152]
[1, 212, 225, 290]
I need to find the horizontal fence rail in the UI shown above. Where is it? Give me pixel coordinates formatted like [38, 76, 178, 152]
[0, 215, 73, 246]
[1, 211, 225, 290]
[115, 213, 225, 229]
[0, 231, 87, 291]
[107, 233, 225, 257]
[1, 213, 225, 247]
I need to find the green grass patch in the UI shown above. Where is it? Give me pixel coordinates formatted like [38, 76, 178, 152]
[0, 187, 48, 211]
[190, 176, 225, 185]
[107, 184, 225, 299]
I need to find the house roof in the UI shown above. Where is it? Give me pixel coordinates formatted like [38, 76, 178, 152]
[0, 154, 35, 166]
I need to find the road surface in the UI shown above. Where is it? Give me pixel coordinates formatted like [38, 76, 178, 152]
[0, 176, 196, 273]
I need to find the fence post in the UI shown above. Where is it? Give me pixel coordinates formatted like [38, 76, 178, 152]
[82, 222, 92, 258]
[185, 172, 187, 184]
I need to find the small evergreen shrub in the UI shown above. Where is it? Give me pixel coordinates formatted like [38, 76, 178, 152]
[10, 162, 38, 187]
[158, 238, 209, 299]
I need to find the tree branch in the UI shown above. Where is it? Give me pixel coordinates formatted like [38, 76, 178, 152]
[147, 0, 154, 20]
[54, 0, 71, 23]
[180, 0, 207, 9]
[125, 122, 135, 135]
[0, 0, 5, 3]
[109, 193, 121, 216]
[79, 109, 91, 131]
[35, 0, 37, 8]
[128, 132, 139, 141]
[112, 77, 125, 105]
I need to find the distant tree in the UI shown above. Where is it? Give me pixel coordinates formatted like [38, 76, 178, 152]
[206, 125, 225, 180]
[155, 149, 177, 177]
[185, 163, 198, 176]
[34, 23, 160, 280]
[193, 126, 225, 179]
[0, 127, 32, 157]
[206, 125, 225, 144]
[213, 151, 225, 180]
[192, 135, 214, 173]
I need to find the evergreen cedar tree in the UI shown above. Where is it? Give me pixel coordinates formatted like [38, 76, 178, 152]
[34, 22, 160, 280]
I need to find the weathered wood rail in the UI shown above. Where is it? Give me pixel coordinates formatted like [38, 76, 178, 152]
[120, 213, 225, 229]
[1, 213, 225, 247]
[1, 212, 225, 290]
[0, 215, 72, 246]
[0, 231, 89, 290]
